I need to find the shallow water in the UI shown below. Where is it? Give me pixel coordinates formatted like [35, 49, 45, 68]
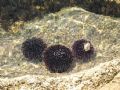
[0, 7, 120, 78]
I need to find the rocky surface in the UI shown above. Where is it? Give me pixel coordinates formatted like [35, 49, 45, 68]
[1, 0, 120, 31]
[99, 72, 120, 90]
[0, 59, 120, 90]
[0, 7, 120, 89]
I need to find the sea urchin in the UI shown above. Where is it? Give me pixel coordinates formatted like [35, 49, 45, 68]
[44, 45, 73, 73]
[72, 39, 94, 62]
[22, 37, 46, 61]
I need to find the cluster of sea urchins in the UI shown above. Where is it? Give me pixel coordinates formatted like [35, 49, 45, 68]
[43, 45, 73, 73]
[22, 37, 94, 73]
[72, 39, 94, 62]
[22, 37, 46, 61]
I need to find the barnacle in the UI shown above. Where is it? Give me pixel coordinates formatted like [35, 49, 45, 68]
[22, 37, 46, 61]
[44, 45, 73, 73]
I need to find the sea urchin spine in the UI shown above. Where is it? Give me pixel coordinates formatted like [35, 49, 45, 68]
[72, 39, 94, 62]
[43, 45, 73, 73]
[22, 37, 46, 61]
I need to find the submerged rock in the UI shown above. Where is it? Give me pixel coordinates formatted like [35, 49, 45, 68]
[0, 7, 120, 89]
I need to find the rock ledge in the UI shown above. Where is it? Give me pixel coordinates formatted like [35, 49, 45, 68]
[0, 59, 120, 90]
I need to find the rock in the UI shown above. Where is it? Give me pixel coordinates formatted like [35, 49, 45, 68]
[0, 7, 120, 90]
[0, 59, 120, 90]
[98, 72, 120, 90]
[0, 0, 120, 31]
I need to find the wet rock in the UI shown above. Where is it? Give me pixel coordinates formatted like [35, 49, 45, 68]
[0, 7, 120, 89]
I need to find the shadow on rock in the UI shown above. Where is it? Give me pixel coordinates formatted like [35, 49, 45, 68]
[75, 0, 120, 17]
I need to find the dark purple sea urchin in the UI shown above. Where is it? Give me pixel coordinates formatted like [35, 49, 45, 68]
[72, 39, 94, 62]
[44, 45, 73, 73]
[22, 37, 46, 61]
